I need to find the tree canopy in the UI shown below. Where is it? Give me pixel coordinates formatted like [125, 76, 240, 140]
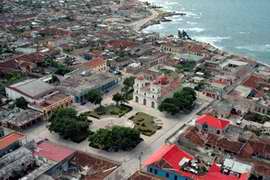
[121, 76, 135, 101]
[112, 92, 124, 106]
[158, 87, 197, 115]
[123, 76, 135, 89]
[15, 97, 28, 109]
[89, 126, 142, 151]
[48, 108, 89, 142]
[86, 89, 103, 106]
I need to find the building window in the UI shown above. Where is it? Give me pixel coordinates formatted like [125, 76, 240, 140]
[149, 167, 153, 173]
[143, 99, 147, 105]
[166, 172, 169, 178]
[151, 101, 155, 108]
[152, 95, 155, 98]
[144, 92, 146, 96]
[154, 169, 157, 175]
[216, 130, 220, 134]
[174, 175, 178, 180]
[135, 96, 139, 103]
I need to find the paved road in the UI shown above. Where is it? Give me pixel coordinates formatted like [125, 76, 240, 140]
[118, 101, 208, 178]
[24, 97, 207, 179]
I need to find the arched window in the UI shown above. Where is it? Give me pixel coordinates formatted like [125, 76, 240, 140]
[135, 96, 139, 103]
[151, 101, 155, 108]
[143, 99, 147, 105]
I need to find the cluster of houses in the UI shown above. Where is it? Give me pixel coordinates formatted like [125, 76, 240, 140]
[141, 113, 270, 180]
[0, 127, 124, 180]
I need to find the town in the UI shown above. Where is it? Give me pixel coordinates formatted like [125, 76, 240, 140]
[0, 0, 270, 179]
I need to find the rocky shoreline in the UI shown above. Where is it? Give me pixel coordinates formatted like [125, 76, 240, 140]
[138, 1, 269, 68]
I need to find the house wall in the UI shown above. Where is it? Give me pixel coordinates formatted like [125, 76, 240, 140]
[0, 141, 21, 157]
[74, 79, 119, 104]
[147, 165, 191, 180]
[196, 123, 224, 135]
[5, 87, 34, 102]
[42, 96, 73, 120]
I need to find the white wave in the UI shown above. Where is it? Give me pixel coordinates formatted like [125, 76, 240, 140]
[193, 36, 230, 49]
[239, 31, 250, 34]
[179, 27, 205, 33]
[236, 44, 270, 52]
[166, 1, 180, 6]
[183, 11, 198, 17]
[168, 16, 183, 22]
[186, 21, 198, 26]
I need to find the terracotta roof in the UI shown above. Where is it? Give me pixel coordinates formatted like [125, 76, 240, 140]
[84, 57, 106, 69]
[239, 143, 254, 158]
[0, 132, 25, 150]
[107, 40, 136, 49]
[71, 151, 120, 180]
[217, 138, 244, 154]
[184, 127, 205, 147]
[14, 52, 46, 64]
[0, 59, 21, 72]
[247, 140, 270, 159]
[34, 140, 75, 162]
[242, 75, 264, 89]
[254, 161, 270, 176]
[196, 114, 230, 129]
[206, 133, 219, 146]
[128, 171, 163, 180]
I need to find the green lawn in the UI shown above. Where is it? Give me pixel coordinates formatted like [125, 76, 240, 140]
[129, 112, 162, 136]
[82, 104, 132, 119]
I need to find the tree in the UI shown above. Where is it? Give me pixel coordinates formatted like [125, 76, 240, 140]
[112, 92, 123, 106]
[123, 76, 135, 89]
[158, 87, 197, 115]
[89, 126, 142, 151]
[15, 97, 28, 109]
[158, 100, 179, 115]
[86, 89, 103, 106]
[121, 76, 135, 101]
[49, 108, 89, 142]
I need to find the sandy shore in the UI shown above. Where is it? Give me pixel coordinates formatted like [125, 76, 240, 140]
[128, 8, 162, 31]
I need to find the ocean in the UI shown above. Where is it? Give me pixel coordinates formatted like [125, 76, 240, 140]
[142, 0, 270, 64]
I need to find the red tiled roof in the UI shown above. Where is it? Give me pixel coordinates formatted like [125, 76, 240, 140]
[84, 57, 106, 69]
[184, 127, 205, 147]
[242, 75, 264, 89]
[14, 52, 46, 64]
[145, 144, 249, 180]
[196, 163, 240, 180]
[217, 138, 244, 154]
[107, 40, 136, 49]
[34, 140, 75, 162]
[196, 114, 230, 129]
[144, 144, 193, 172]
[0, 132, 25, 150]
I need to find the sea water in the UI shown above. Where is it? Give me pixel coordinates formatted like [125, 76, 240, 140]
[143, 0, 270, 64]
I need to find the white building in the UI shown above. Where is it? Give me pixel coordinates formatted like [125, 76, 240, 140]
[133, 74, 181, 109]
[5, 79, 55, 103]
